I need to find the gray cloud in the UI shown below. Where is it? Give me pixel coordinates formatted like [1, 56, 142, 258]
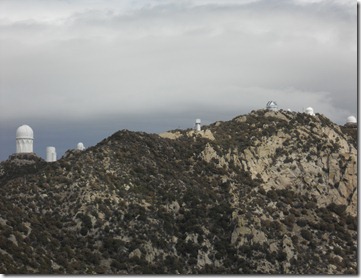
[0, 0, 356, 160]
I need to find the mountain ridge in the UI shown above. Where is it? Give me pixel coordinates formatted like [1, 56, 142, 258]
[0, 109, 357, 274]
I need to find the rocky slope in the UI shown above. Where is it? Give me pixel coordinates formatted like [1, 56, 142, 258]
[0, 109, 357, 274]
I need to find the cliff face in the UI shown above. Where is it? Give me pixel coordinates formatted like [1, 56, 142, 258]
[0, 110, 357, 274]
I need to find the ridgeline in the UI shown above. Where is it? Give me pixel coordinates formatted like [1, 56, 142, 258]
[0, 109, 357, 274]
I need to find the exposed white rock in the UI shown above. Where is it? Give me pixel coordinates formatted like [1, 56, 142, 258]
[129, 248, 142, 259]
[159, 131, 183, 139]
[197, 250, 212, 268]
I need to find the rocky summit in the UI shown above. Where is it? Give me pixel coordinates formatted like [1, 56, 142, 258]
[0, 109, 357, 274]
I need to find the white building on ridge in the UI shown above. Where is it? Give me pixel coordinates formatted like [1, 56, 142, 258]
[305, 107, 315, 116]
[195, 119, 201, 132]
[345, 116, 357, 128]
[266, 101, 278, 111]
[346, 116, 357, 125]
[77, 142, 85, 151]
[46, 146, 57, 162]
[16, 125, 34, 153]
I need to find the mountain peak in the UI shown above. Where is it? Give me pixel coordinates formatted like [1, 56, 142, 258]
[0, 111, 357, 274]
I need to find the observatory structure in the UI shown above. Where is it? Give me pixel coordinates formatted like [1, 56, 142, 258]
[266, 101, 278, 111]
[46, 147, 57, 162]
[346, 116, 357, 126]
[195, 119, 201, 132]
[16, 125, 34, 153]
[76, 142, 85, 151]
[305, 107, 315, 116]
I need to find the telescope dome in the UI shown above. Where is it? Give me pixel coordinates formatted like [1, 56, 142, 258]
[305, 107, 315, 116]
[77, 142, 85, 151]
[266, 101, 278, 111]
[346, 116, 357, 124]
[16, 125, 34, 139]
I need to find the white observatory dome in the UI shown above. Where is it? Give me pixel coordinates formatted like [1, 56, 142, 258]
[16, 124, 34, 153]
[346, 116, 357, 124]
[196, 119, 201, 124]
[305, 107, 315, 116]
[16, 125, 34, 139]
[77, 142, 85, 151]
[266, 101, 278, 111]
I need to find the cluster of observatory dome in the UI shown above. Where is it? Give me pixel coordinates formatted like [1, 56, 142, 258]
[15, 125, 85, 162]
[13, 101, 357, 162]
[268, 101, 357, 126]
[266, 101, 317, 116]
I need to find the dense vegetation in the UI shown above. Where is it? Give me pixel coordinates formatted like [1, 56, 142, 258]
[0, 109, 357, 274]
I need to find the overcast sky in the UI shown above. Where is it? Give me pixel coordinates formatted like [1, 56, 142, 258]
[0, 0, 357, 161]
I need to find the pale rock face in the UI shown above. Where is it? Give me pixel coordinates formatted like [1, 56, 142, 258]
[240, 131, 291, 180]
[231, 217, 251, 246]
[8, 234, 18, 247]
[282, 236, 295, 261]
[128, 248, 142, 259]
[185, 233, 199, 244]
[159, 129, 215, 141]
[235, 116, 247, 123]
[143, 241, 160, 263]
[197, 250, 212, 268]
[198, 129, 216, 141]
[250, 229, 267, 245]
[186, 129, 215, 140]
[159, 131, 182, 139]
[166, 201, 180, 214]
[191, 112, 357, 264]
[269, 242, 279, 253]
[264, 111, 290, 122]
[228, 120, 357, 217]
[256, 260, 276, 273]
[201, 143, 227, 168]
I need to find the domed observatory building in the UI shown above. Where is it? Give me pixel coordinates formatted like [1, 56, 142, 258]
[195, 119, 201, 132]
[305, 107, 315, 116]
[346, 116, 357, 127]
[266, 101, 278, 111]
[16, 125, 34, 153]
[76, 142, 85, 151]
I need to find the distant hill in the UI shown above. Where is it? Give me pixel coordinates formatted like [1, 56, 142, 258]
[0, 109, 357, 274]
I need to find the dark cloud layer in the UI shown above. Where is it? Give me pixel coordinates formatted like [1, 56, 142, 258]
[0, 0, 356, 160]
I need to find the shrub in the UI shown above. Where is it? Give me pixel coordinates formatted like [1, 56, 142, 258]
[266, 190, 278, 200]
[290, 208, 301, 217]
[345, 215, 357, 231]
[305, 201, 316, 209]
[277, 251, 287, 262]
[327, 203, 346, 217]
[291, 235, 299, 245]
[283, 214, 296, 227]
[296, 219, 307, 227]
[300, 229, 313, 241]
